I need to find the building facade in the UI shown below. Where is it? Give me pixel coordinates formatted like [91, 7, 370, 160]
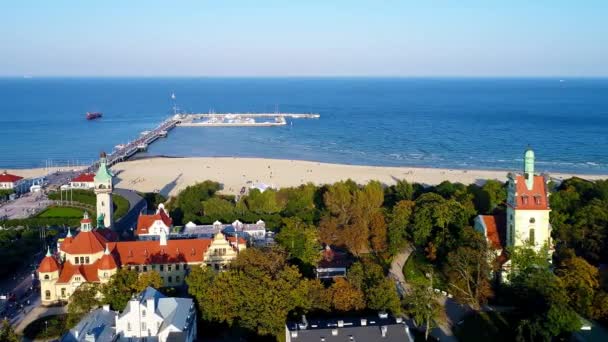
[38, 212, 246, 306]
[115, 287, 197, 342]
[94, 152, 114, 229]
[69, 173, 96, 189]
[0, 171, 25, 192]
[135, 204, 173, 237]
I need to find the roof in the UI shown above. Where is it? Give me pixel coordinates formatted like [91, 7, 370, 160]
[108, 238, 212, 265]
[318, 246, 354, 269]
[227, 236, 247, 246]
[0, 172, 23, 183]
[61, 230, 108, 255]
[287, 315, 411, 342]
[98, 251, 118, 270]
[479, 215, 506, 249]
[136, 208, 173, 235]
[94, 156, 113, 184]
[38, 255, 60, 273]
[71, 173, 95, 183]
[57, 260, 101, 284]
[511, 175, 549, 210]
[157, 297, 194, 334]
[60, 307, 116, 342]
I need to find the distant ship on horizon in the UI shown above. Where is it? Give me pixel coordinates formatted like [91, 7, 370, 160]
[86, 112, 103, 120]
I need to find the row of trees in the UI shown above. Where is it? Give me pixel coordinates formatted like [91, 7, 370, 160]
[186, 247, 401, 340]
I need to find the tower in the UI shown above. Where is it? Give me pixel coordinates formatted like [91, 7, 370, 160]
[506, 147, 551, 250]
[38, 247, 60, 305]
[94, 152, 114, 229]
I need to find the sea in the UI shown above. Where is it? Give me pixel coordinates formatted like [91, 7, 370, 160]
[1, 77, 607, 174]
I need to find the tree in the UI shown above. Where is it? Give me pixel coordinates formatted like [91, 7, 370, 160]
[330, 278, 366, 312]
[172, 181, 221, 223]
[0, 319, 19, 342]
[369, 211, 388, 253]
[444, 231, 493, 309]
[366, 277, 402, 315]
[556, 256, 600, 317]
[245, 188, 282, 214]
[387, 200, 415, 255]
[275, 217, 321, 266]
[134, 271, 163, 293]
[405, 281, 442, 341]
[394, 179, 414, 201]
[202, 197, 235, 222]
[67, 283, 100, 327]
[100, 268, 139, 310]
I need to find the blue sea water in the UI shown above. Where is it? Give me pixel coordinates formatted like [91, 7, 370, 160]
[0, 77, 607, 174]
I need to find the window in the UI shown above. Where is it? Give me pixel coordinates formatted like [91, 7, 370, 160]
[142, 309, 146, 317]
[522, 195, 529, 205]
[534, 196, 541, 205]
[141, 322, 146, 330]
[127, 322, 131, 331]
[135, 265, 140, 272]
[529, 217, 535, 223]
[529, 229, 536, 245]
[176, 276, 180, 283]
[61, 288, 66, 297]
[80, 257, 85, 264]
[214, 264, 220, 271]
[85, 256, 89, 264]
[151, 265, 156, 270]
[160, 265, 164, 272]
[75, 257, 79, 264]
[143, 266, 147, 272]
[168, 276, 172, 283]
[75, 276, 81, 282]
[168, 265, 172, 272]
[175, 264, 180, 271]
[44, 274, 49, 280]
[45, 290, 51, 299]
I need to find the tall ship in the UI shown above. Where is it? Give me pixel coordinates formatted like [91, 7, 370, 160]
[86, 112, 103, 120]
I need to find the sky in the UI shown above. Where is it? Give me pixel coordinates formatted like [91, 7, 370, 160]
[1, 1, 607, 77]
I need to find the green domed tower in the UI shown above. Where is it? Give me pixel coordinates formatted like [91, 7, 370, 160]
[524, 147, 535, 190]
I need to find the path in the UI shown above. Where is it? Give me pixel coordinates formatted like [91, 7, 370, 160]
[391, 245, 474, 341]
[14, 304, 66, 334]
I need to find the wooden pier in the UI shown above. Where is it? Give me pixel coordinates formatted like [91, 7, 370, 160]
[177, 112, 320, 127]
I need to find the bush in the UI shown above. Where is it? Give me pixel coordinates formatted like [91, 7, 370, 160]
[23, 314, 68, 339]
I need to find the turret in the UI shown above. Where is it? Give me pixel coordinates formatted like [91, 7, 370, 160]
[98, 244, 118, 281]
[38, 247, 60, 305]
[524, 147, 535, 190]
[80, 211, 92, 232]
[94, 151, 114, 229]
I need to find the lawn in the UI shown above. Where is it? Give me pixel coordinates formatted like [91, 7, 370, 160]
[454, 311, 518, 342]
[23, 314, 69, 340]
[38, 207, 90, 218]
[403, 251, 447, 290]
[47, 189, 130, 220]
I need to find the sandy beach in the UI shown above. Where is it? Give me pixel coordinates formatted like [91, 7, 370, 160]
[107, 157, 608, 197]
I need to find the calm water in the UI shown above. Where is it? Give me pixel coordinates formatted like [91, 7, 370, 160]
[1, 78, 607, 173]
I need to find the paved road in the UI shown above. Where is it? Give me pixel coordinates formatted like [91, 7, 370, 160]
[114, 188, 146, 234]
[14, 304, 67, 335]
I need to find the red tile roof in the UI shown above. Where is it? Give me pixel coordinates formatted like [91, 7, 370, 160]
[61, 231, 108, 255]
[57, 260, 100, 284]
[108, 239, 212, 265]
[71, 173, 95, 182]
[38, 255, 60, 273]
[227, 236, 247, 246]
[480, 215, 506, 250]
[0, 172, 23, 183]
[98, 252, 118, 270]
[136, 208, 173, 235]
[511, 175, 549, 210]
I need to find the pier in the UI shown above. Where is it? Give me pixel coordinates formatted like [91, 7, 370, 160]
[177, 112, 320, 127]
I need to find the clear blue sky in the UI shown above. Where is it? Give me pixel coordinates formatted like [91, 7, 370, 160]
[1, 0, 607, 77]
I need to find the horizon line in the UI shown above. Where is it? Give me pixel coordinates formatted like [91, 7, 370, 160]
[2, 75, 608, 79]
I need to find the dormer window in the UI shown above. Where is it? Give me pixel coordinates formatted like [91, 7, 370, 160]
[534, 195, 541, 205]
[521, 195, 529, 205]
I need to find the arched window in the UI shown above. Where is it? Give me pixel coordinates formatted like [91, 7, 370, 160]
[44, 274, 49, 280]
[529, 217, 536, 223]
[529, 229, 536, 245]
[45, 290, 51, 299]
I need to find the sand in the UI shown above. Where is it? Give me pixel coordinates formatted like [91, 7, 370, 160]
[108, 157, 608, 197]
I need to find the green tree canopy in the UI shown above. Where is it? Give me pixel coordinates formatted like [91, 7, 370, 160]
[275, 217, 321, 266]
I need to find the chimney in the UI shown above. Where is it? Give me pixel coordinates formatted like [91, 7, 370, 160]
[360, 318, 367, 326]
[102, 304, 110, 311]
[331, 329, 338, 336]
[380, 326, 388, 338]
[159, 229, 167, 246]
[395, 317, 403, 324]
[337, 320, 344, 328]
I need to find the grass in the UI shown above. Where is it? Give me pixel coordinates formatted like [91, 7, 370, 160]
[47, 189, 130, 220]
[23, 314, 68, 340]
[454, 311, 518, 342]
[38, 207, 90, 218]
[403, 251, 447, 290]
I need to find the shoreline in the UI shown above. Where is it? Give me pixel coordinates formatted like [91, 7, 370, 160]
[108, 157, 607, 197]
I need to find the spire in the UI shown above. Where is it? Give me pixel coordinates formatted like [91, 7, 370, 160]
[524, 146, 535, 190]
[81, 211, 92, 232]
[46, 246, 51, 257]
[67, 227, 72, 238]
[104, 243, 110, 255]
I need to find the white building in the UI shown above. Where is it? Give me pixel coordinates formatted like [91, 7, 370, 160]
[94, 152, 114, 229]
[70, 173, 96, 189]
[115, 287, 197, 342]
[0, 171, 25, 193]
[135, 204, 173, 237]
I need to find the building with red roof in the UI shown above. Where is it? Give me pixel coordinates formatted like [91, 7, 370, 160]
[38, 211, 246, 306]
[0, 171, 24, 190]
[135, 204, 173, 237]
[70, 173, 96, 189]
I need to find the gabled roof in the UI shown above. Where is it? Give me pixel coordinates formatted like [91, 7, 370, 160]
[108, 239, 212, 265]
[136, 208, 173, 235]
[511, 175, 549, 210]
[71, 173, 95, 183]
[227, 236, 247, 246]
[0, 172, 23, 183]
[61, 231, 108, 255]
[479, 215, 506, 249]
[57, 260, 101, 284]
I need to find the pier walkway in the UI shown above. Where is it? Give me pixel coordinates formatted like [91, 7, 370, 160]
[177, 112, 320, 127]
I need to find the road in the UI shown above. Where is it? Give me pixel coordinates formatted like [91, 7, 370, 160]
[114, 188, 146, 233]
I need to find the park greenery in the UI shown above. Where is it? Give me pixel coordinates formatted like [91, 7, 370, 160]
[47, 189, 130, 220]
[162, 177, 608, 340]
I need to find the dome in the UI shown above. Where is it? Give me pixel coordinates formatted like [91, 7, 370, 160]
[38, 249, 60, 273]
[524, 148, 535, 159]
